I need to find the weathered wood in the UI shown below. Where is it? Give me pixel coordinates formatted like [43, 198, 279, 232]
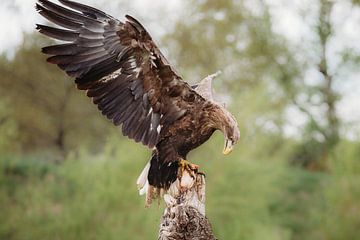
[158, 170, 216, 240]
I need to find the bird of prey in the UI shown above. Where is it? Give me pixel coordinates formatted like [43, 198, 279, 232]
[36, 0, 240, 199]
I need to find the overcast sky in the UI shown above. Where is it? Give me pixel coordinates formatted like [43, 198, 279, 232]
[1, 0, 359, 137]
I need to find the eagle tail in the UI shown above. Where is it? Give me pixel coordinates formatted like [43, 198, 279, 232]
[148, 154, 179, 189]
[136, 154, 179, 206]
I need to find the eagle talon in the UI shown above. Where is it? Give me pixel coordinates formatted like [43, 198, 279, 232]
[178, 159, 199, 179]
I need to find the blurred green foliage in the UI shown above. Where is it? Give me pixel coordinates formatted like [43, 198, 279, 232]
[1, 136, 360, 239]
[0, 0, 359, 239]
[0, 35, 116, 157]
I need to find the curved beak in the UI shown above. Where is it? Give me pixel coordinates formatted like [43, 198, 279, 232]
[223, 139, 233, 155]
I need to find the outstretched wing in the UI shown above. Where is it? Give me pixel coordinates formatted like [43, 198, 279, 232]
[36, 0, 205, 148]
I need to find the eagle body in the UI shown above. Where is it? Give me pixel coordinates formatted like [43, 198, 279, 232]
[36, 0, 240, 192]
[149, 103, 218, 188]
[159, 102, 218, 159]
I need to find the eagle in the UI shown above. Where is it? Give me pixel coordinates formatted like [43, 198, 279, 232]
[36, 0, 240, 199]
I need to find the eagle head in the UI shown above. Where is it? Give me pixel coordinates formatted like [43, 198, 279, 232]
[195, 71, 240, 155]
[221, 111, 240, 155]
[210, 104, 240, 155]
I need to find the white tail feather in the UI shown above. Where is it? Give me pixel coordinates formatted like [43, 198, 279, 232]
[139, 181, 149, 196]
[136, 161, 150, 195]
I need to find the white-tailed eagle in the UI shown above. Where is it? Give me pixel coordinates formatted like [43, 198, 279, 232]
[36, 0, 240, 198]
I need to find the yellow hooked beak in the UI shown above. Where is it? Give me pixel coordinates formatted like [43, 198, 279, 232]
[223, 139, 233, 155]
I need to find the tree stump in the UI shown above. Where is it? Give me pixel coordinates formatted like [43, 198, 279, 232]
[158, 170, 216, 240]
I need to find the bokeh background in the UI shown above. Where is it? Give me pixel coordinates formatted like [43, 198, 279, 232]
[1, 0, 360, 239]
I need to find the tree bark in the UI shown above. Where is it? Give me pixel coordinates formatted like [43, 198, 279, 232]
[158, 171, 216, 240]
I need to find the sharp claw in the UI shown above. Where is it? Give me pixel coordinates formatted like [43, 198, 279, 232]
[178, 159, 200, 179]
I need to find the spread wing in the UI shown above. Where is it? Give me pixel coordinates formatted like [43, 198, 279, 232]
[36, 0, 205, 148]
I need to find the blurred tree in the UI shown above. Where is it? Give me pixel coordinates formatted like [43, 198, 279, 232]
[0, 34, 116, 159]
[289, 0, 360, 170]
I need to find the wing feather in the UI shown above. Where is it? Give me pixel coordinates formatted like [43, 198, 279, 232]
[42, 43, 84, 55]
[36, 24, 79, 41]
[36, 4, 82, 30]
[36, 0, 205, 149]
[38, 0, 102, 25]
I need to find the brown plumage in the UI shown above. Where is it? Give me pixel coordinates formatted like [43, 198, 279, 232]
[36, 0, 240, 191]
